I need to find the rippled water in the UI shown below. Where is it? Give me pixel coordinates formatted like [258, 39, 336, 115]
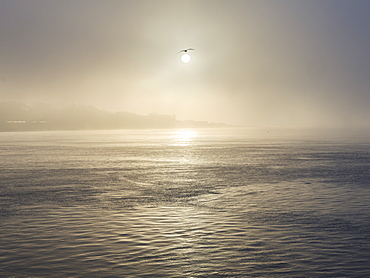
[1, 128, 370, 277]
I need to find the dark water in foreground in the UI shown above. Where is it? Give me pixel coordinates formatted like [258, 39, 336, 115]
[1, 128, 370, 277]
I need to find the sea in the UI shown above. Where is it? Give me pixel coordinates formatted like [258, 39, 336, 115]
[1, 128, 370, 277]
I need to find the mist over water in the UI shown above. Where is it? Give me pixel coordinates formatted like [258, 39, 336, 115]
[1, 128, 370, 277]
[1, 1, 370, 128]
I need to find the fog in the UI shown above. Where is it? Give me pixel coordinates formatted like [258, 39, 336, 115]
[1, 0, 369, 128]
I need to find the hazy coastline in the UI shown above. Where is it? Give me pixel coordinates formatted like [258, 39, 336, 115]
[0, 101, 227, 132]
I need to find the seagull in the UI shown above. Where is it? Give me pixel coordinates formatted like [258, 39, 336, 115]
[178, 48, 194, 53]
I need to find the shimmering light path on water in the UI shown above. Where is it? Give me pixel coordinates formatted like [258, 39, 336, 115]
[1, 128, 370, 277]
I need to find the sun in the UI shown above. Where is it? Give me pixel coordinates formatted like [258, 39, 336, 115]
[181, 53, 191, 63]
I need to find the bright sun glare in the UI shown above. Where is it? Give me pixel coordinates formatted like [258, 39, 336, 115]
[181, 53, 191, 63]
[174, 130, 197, 146]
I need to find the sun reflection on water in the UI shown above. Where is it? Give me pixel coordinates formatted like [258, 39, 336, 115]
[173, 129, 197, 146]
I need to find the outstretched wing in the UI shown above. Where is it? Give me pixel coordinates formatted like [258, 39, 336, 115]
[177, 48, 195, 53]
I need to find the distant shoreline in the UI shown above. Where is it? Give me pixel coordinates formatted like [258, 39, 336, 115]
[0, 101, 228, 132]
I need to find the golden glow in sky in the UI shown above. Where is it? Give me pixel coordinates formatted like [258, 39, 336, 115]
[0, 0, 369, 128]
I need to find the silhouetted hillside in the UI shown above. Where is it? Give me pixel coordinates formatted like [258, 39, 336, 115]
[0, 102, 227, 131]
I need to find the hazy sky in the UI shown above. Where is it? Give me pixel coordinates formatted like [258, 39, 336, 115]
[1, 0, 369, 127]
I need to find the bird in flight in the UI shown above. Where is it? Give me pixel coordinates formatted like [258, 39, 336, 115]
[178, 48, 194, 53]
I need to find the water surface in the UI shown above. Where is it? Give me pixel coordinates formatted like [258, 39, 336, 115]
[1, 128, 370, 277]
